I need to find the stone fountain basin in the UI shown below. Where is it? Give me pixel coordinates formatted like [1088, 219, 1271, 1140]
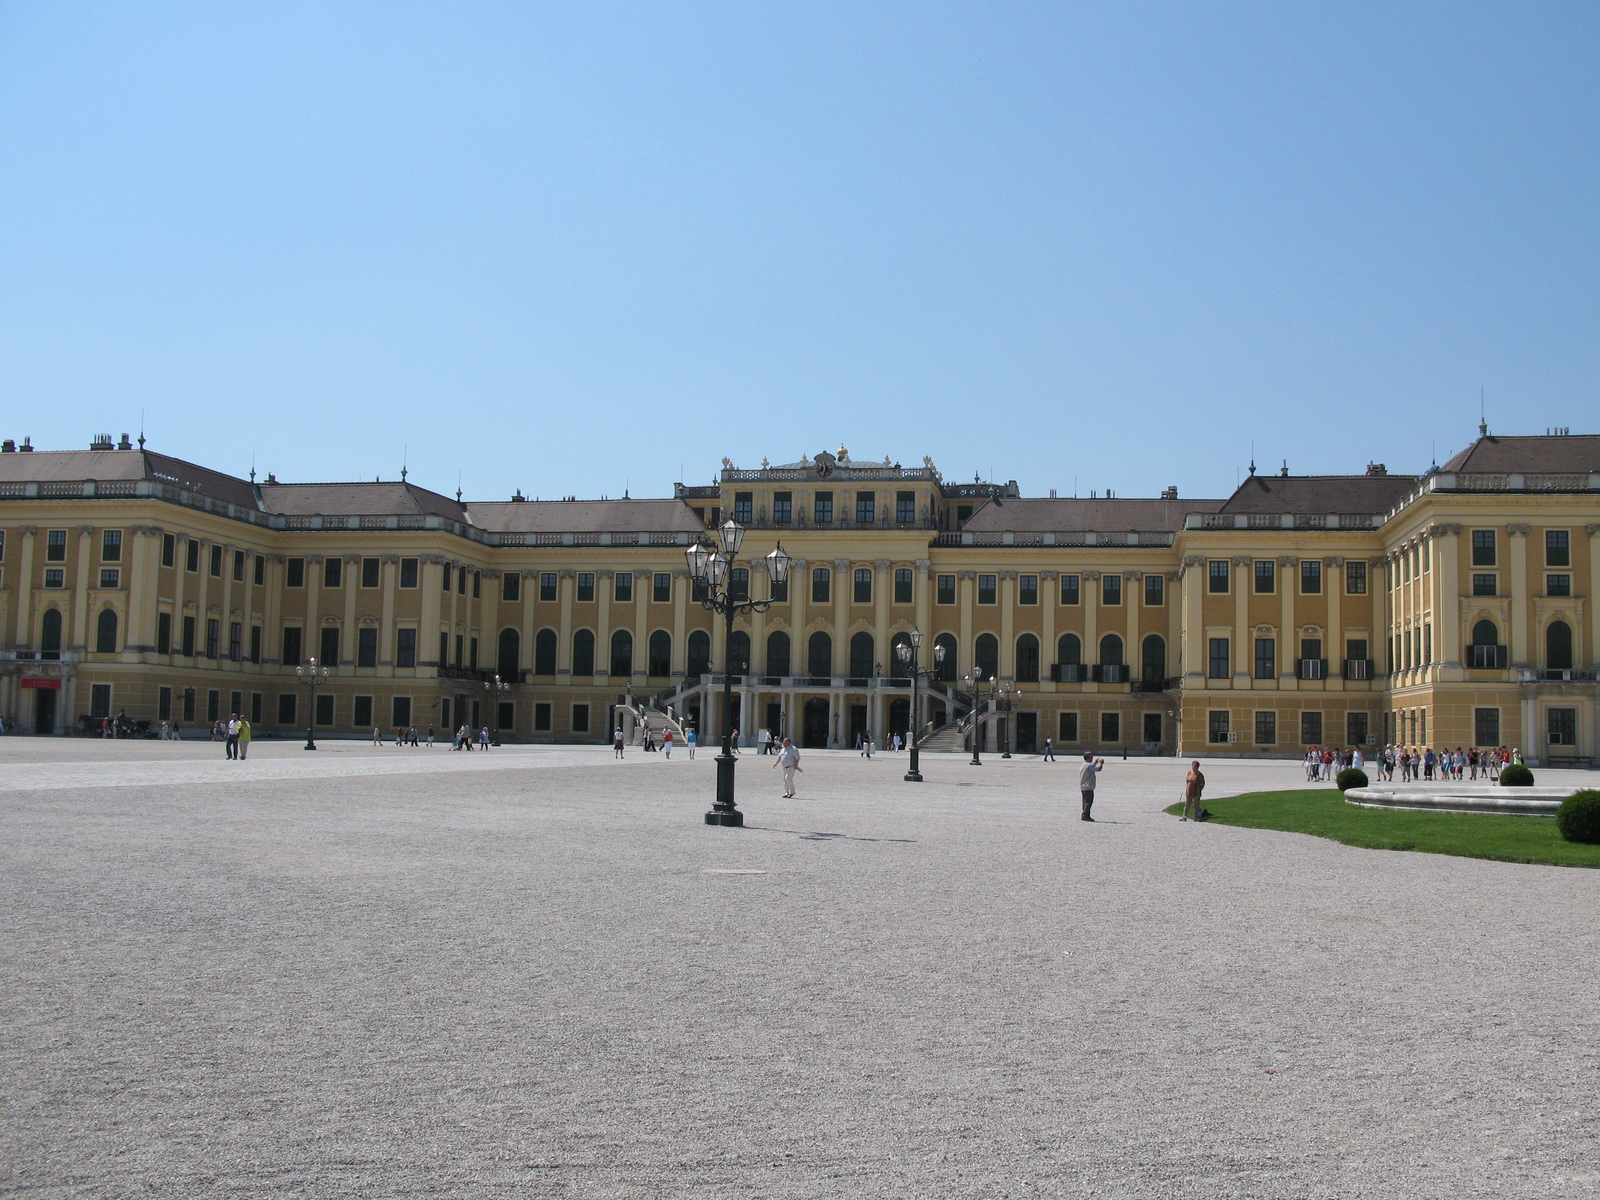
[1344, 784, 1576, 817]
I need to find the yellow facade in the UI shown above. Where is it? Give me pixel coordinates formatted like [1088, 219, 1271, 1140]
[1, 436, 1595, 763]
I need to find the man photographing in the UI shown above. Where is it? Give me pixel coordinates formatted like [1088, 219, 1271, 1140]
[1079, 752, 1105, 821]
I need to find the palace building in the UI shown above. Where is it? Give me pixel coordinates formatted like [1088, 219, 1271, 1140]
[1, 431, 1596, 763]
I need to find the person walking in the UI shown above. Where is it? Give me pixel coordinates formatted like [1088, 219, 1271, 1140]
[686, 727, 696, 759]
[1078, 752, 1105, 821]
[427, 726, 435, 748]
[225, 713, 240, 760]
[1042, 736, 1055, 762]
[663, 727, 674, 758]
[1180, 760, 1206, 821]
[863, 730, 874, 759]
[614, 727, 625, 758]
[236, 716, 251, 759]
[479, 726, 491, 750]
[773, 737, 802, 797]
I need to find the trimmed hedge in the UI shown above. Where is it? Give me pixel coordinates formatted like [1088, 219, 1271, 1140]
[1336, 767, 1369, 792]
[1556, 790, 1600, 844]
[1500, 763, 1535, 787]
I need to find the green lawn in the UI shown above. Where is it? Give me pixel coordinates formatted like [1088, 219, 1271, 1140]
[1163, 788, 1600, 868]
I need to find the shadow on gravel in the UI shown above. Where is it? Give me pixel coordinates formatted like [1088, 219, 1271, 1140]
[745, 826, 919, 843]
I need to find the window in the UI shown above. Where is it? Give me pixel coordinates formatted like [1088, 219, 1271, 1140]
[1060, 575, 1080, 605]
[399, 558, 419, 588]
[572, 704, 590, 734]
[1016, 635, 1040, 683]
[770, 575, 788, 603]
[249, 625, 262, 663]
[441, 563, 453, 593]
[157, 612, 172, 655]
[849, 632, 874, 679]
[323, 557, 341, 588]
[937, 574, 956, 605]
[733, 492, 753, 524]
[1300, 560, 1322, 594]
[44, 569, 64, 588]
[1208, 711, 1230, 743]
[1057, 633, 1082, 672]
[540, 573, 558, 601]
[1546, 529, 1570, 567]
[473, 570, 481, 599]
[812, 568, 831, 604]
[534, 703, 552, 731]
[1208, 638, 1230, 679]
[395, 628, 417, 668]
[356, 627, 378, 667]
[1208, 560, 1229, 593]
[181, 615, 196, 657]
[1300, 638, 1324, 677]
[854, 568, 872, 603]
[361, 557, 381, 588]
[572, 630, 595, 676]
[453, 634, 462, 666]
[1101, 575, 1122, 606]
[353, 695, 373, 728]
[320, 626, 340, 667]
[286, 557, 305, 587]
[1059, 712, 1079, 742]
[534, 629, 558, 674]
[1347, 712, 1369, 745]
[101, 529, 122, 562]
[731, 568, 749, 602]
[186, 538, 200, 573]
[765, 631, 790, 677]
[1547, 574, 1571, 597]
[1547, 620, 1573, 670]
[99, 569, 120, 589]
[88, 682, 112, 719]
[1300, 711, 1323, 744]
[281, 626, 302, 666]
[611, 630, 633, 677]
[773, 491, 792, 524]
[1474, 707, 1500, 746]
[1143, 575, 1163, 606]
[278, 693, 297, 725]
[1254, 638, 1276, 680]
[855, 492, 875, 524]
[1100, 712, 1120, 743]
[897, 491, 915, 523]
[1254, 560, 1275, 594]
[813, 491, 834, 524]
[459, 566, 468, 595]
[577, 573, 595, 602]
[1019, 574, 1039, 605]
[498, 628, 520, 678]
[228, 622, 242, 661]
[315, 693, 335, 727]
[648, 630, 672, 677]
[162, 533, 175, 567]
[232, 550, 245, 581]
[977, 575, 997, 604]
[158, 686, 172, 721]
[254, 554, 265, 586]
[614, 572, 632, 603]
[205, 544, 220, 577]
[391, 696, 412, 728]
[894, 569, 914, 604]
[807, 632, 832, 678]
[1346, 561, 1367, 594]
[1472, 529, 1496, 566]
[95, 609, 118, 653]
[652, 573, 671, 603]
[1473, 574, 1496, 596]
[1255, 711, 1277, 745]
[46, 529, 66, 562]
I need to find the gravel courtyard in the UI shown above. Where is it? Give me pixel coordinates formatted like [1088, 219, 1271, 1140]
[1, 738, 1596, 1199]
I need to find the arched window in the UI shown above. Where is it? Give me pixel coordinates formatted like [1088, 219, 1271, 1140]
[975, 633, 999, 681]
[1057, 632, 1082, 665]
[687, 630, 711, 676]
[1141, 634, 1166, 685]
[728, 630, 751, 675]
[40, 609, 62, 660]
[934, 633, 958, 681]
[497, 628, 520, 679]
[648, 630, 672, 677]
[807, 631, 832, 679]
[1015, 634, 1040, 683]
[571, 629, 595, 676]
[1472, 619, 1498, 646]
[96, 608, 119, 654]
[610, 629, 633, 677]
[1099, 633, 1124, 666]
[1547, 620, 1573, 670]
[849, 632, 875, 679]
[766, 630, 791, 677]
[534, 628, 557, 675]
[890, 631, 913, 677]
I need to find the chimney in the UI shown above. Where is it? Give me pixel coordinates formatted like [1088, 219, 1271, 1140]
[1161, 485, 1178, 499]
[0, 440, 13, 453]
[1365, 462, 1387, 476]
[19, 437, 33, 452]
[512, 489, 526, 502]
[118, 433, 132, 449]
[90, 433, 113, 450]
[1280, 460, 1289, 477]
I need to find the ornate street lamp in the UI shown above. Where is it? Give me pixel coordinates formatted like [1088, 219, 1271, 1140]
[295, 656, 331, 751]
[483, 673, 511, 744]
[963, 670, 1014, 765]
[685, 525, 791, 826]
[894, 629, 945, 783]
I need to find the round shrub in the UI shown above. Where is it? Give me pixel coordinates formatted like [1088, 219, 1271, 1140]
[1336, 767, 1368, 792]
[1556, 790, 1600, 844]
[1500, 763, 1535, 787]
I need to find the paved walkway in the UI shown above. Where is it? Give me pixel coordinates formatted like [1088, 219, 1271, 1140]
[1, 744, 1596, 1198]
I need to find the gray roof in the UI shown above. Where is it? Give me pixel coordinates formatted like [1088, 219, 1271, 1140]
[259, 481, 467, 522]
[0, 448, 259, 508]
[1441, 434, 1600, 474]
[467, 498, 702, 534]
[1219, 473, 1418, 515]
[962, 496, 1224, 533]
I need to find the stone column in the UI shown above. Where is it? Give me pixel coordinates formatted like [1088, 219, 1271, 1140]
[1279, 557, 1297, 690]
[71, 526, 93, 651]
[914, 558, 932, 645]
[1083, 571, 1100, 689]
[1231, 557, 1249, 686]
[832, 558, 850, 675]
[379, 557, 397, 673]
[1181, 556, 1203, 685]
[1326, 558, 1342, 683]
[671, 569, 688, 675]
[341, 556, 359, 665]
[595, 570, 613, 685]
[1588, 525, 1600, 669]
[1126, 570, 1142, 683]
[302, 554, 321, 666]
[263, 555, 283, 665]
[633, 571, 649, 689]
[15, 527, 37, 649]
[958, 571, 975, 680]
[419, 556, 444, 667]
[999, 571, 1016, 677]
[1040, 571, 1057, 693]
[196, 542, 212, 660]
[1507, 524, 1530, 668]
[1432, 527, 1462, 669]
[557, 568, 574, 673]
[873, 558, 891, 671]
[123, 527, 158, 656]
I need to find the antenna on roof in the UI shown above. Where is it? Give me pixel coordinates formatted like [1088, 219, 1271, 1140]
[138, 407, 146, 450]
[1479, 387, 1488, 438]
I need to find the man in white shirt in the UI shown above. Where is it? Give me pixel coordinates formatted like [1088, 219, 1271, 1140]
[1079, 753, 1105, 821]
[773, 738, 802, 797]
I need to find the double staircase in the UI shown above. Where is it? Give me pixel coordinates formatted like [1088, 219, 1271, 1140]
[617, 691, 690, 745]
[913, 680, 978, 754]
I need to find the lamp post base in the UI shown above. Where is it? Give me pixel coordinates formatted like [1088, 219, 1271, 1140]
[705, 752, 742, 827]
[704, 809, 744, 826]
[904, 745, 923, 782]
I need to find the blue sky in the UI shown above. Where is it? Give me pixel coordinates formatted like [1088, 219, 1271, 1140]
[1, 3, 1595, 503]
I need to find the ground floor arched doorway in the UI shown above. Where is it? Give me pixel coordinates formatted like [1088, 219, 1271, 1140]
[802, 697, 829, 748]
[888, 698, 909, 739]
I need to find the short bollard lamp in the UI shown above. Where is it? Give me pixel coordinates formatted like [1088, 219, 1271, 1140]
[685, 521, 791, 827]
[895, 629, 945, 783]
[295, 656, 331, 751]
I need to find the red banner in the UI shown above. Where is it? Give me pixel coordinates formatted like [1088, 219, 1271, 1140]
[20, 678, 62, 690]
